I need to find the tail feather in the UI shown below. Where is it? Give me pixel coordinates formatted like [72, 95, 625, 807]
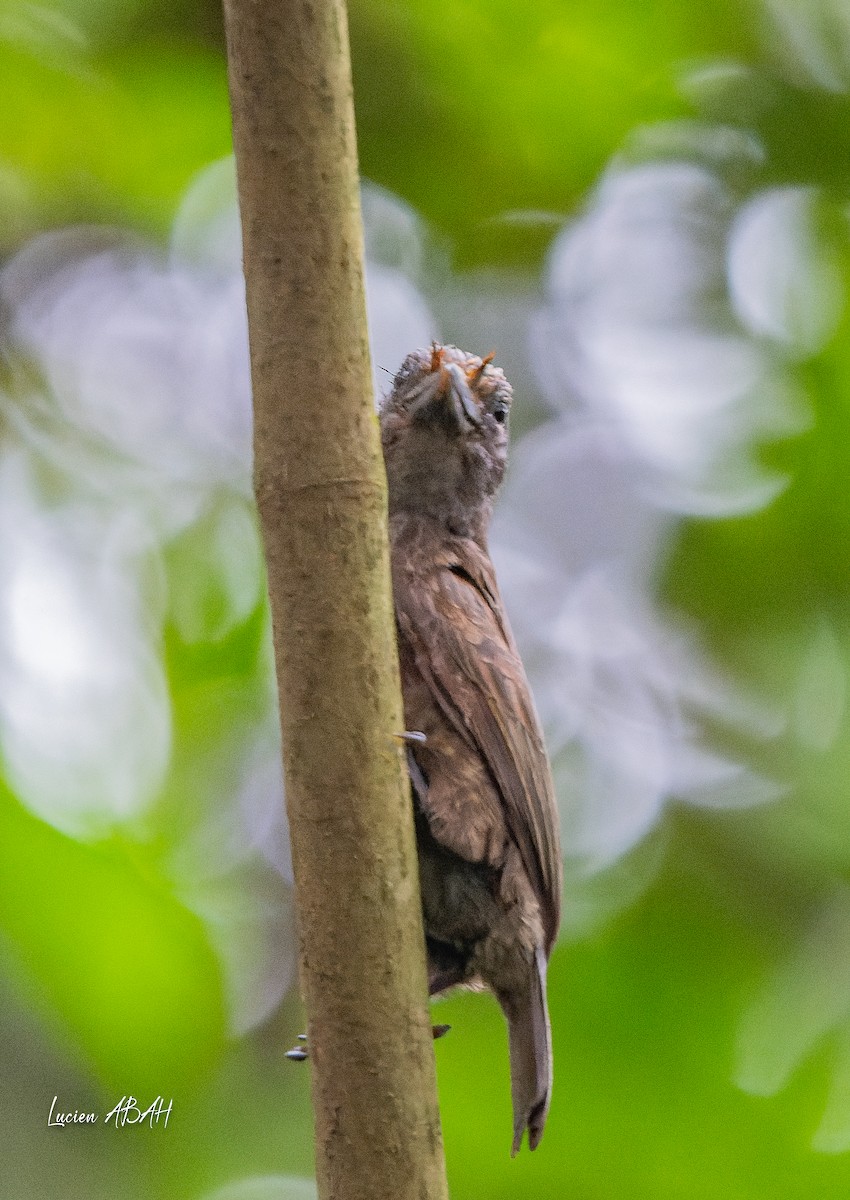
[504, 945, 552, 1156]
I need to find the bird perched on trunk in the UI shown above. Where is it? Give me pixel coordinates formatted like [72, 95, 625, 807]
[380, 343, 563, 1155]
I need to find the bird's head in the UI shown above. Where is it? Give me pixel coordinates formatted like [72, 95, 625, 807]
[379, 344, 513, 541]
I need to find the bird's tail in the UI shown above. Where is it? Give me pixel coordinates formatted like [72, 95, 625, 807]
[503, 944, 552, 1156]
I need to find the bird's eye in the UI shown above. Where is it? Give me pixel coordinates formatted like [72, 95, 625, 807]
[493, 404, 508, 425]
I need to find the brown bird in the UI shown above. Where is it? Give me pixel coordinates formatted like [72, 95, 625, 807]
[380, 343, 563, 1155]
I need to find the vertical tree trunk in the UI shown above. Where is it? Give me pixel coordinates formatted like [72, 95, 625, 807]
[221, 2, 449, 1198]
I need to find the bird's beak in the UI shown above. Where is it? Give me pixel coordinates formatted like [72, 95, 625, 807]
[404, 362, 481, 429]
[445, 364, 482, 427]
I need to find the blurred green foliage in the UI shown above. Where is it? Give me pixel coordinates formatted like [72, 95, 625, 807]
[3, 0, 850, 1198]
[0, 783, 226, 1090]
[0, 0, 763, 253]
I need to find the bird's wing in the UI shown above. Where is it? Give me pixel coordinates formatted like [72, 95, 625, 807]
[395, 537, 562, 951]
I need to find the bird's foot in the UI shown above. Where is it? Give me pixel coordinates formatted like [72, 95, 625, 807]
[285, 1034, 308, 1061]
[285, 1025, 449, 1061]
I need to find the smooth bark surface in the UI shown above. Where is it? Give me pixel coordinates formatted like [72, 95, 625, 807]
[222, 1, 449, 1197]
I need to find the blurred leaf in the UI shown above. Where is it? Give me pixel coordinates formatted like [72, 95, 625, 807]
[350, 0, 756, 262]
[0, 35, 230, 243]
[0, 783, 226, 1091]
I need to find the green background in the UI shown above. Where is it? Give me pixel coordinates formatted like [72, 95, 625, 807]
[3, 0, 850, 1196]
